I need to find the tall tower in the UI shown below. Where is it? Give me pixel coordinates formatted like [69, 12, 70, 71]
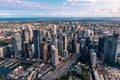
[103, 34, 119, 64]
[63, 50, 68, 59]
[0, 47, 4, 57]
[62, 34, 67, 50]
[33, 30, 40, 59]
[42, 42, 48, 62]
[53, 25, 57, 35]
[90, 49, 96, 68]
[52, 38, 58, 48]
[22, 29, 25, 43]
[22, 29, 29, 43]
[28, 24, 33, 42]
[14, 33, 22, 54]
[58, 40, 63, 56]
[94, 25, 96, 36]
[23, 42, 29, 58]
[76, 43, 80, 54]
[51, 45, 58, 66]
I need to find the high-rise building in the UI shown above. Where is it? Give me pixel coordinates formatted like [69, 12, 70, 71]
[42, 42, 48, 62]
[51, 45, 58, 66]
[58, 40, 63, 56]
[39, 30, 43, 43]
[25, 31, 30, 43]
[98, 36, 105, 59]
[14, 33, 22, 54]
[22, 29, 29, 43]
[58, 29, 62, 41]
[4, 45, 14, 58]
[116, 37, 120, 65]
[52, 38, 58, 48]
[33, 30, 40, 58]
[62, 34, 67, 50]
[103, 34, 119, 64]
[22, 42, 29, 58]
[22, 29, 25, 42]
[31, 44, 34, 54]
[90, 49, 96, 67]
[28, 24, 33, 42]
[76, 43, 80, 54]
[94, 25, 96, 36]
[72, 38, 76, 53]
[63, 50, 68, 59]
[21, 29, 30, 58]
[53, 25, 57, 35]
[0, 47, 4, 57]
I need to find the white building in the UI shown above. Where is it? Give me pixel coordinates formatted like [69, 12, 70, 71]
[28, 24, 33, 41]
[31, 44, 35, 54]
[53, 25, 57, 35]
[0, 47, 4, 57]
[25, 31, 30, 43]
[51, 45, 58, 66]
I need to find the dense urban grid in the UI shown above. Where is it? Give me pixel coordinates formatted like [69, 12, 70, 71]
[0, 19, 120, 80]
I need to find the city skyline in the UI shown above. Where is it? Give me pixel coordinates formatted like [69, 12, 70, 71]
[0, 0, 120, 18]
[0, 17, 120, 80]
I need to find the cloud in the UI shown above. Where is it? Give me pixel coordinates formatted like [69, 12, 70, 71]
[109, 8, 120, 14]
[66, 0, 95, 3]
[0, 12, 11, 17]
[64, 0, 120, 5]
[92, 8, 120, 14]
[0, 12, 11, 15]
[66, 0, 119, 3]
[64, 0, 95, 5]
[0, 0, 44, 10]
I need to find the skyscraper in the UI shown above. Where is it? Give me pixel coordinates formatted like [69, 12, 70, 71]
[103, 34, 119, 64]
[42, 42, 48, 62]
[58, 40, 63, 56]
[62, 34, 67, 50]
[76, 43, 80, 54]
[25, 31, 30, 43]
[0, 47, 4, 57]
[22, 29, 30, 43]
[52, 38, 58, 48]
[33, 30, 40, 59]
[63, 50, 68, 59]
[98, 36, 105, 59]
[5, 45, 14, 58]
[31, 44, 34, 54]
[90, 49, 96, 68]
[53, 25, 57, 35]
[51, 45, 58, 66]
[23, 42, 29, 58]
[22, 29, 25, 43]
[28, 24, 33, 42]
[14, 33, 22, 54]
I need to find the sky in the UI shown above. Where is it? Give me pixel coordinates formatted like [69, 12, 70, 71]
[0, 0, 120, 18]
